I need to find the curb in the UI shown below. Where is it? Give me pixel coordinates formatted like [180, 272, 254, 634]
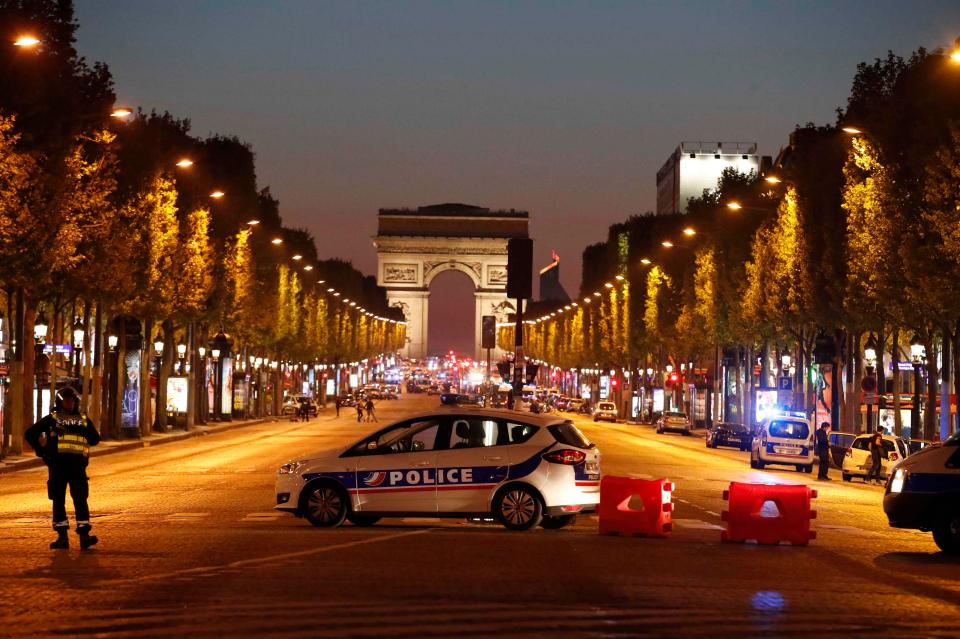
[0, 417, 275, 474]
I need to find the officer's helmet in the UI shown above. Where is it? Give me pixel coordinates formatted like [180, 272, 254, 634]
[55, 386, 81, 414]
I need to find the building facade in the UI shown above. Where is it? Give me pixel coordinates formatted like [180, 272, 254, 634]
[656, 141, 766, 215]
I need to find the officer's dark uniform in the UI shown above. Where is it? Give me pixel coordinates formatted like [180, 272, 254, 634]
[815, 424, 831, 480]
[24, 387, 101, 549]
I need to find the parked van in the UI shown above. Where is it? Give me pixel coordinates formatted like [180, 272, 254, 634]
[884, 430, 960, 554]
[749, 415, 815, 473]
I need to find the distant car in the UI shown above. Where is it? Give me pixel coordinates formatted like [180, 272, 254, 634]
[842, 433, 909, 482]
[439, 393, 483, 407]
[282, 396, 318, 417]
[426, 385, 441, 396]
[593, 401, 618, 423]
[656, 411, 692, 435]
[565, 398, 584, 413]
[829, 432, 857, 468]
[382, 385, 399, 400]
[706, 422, 750, 450]
[749, 415, 814, 473]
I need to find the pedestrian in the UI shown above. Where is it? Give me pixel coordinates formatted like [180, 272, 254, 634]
[335, 397, 340, 417]
[24, 387, 101, 550]
[815, 422, 831, 481]
[365, 398, 377, 423]
[865, 430, 885, 485]
[356, 402, 364, 423]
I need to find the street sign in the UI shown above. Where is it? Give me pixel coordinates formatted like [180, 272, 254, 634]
[777, 377, 793, 391]
[864, 392, 878, 405]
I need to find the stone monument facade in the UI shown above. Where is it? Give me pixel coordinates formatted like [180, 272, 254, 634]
[373, 203, 530, 359]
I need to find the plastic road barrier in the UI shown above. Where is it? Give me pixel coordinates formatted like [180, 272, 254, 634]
[599, 476, 674, 537]
[721, 482, 817, 546]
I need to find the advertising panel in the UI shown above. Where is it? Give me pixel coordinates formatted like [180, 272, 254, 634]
[653, 388, 665, 412]
[599, 375, 610, 399]
[166, 376, 189, 414]
[326, 379, 336, 397]
[814, 365, 834, 429]
[220, 358, 233, 415]
[122, 348, 141, 430]
[234, 379, 248, 413]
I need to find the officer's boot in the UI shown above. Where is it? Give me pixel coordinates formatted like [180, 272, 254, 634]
[77, 525, 98, 550]
[49, 529, 69, 550]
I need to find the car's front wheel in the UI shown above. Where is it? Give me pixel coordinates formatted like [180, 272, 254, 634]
[540, 514, 577, 530]
[932, 506, 960, 554]
[302, 483, 348, 527]
[494, 485, 543, 531]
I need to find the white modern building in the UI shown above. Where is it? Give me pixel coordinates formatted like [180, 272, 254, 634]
[656, 142, 767, 215]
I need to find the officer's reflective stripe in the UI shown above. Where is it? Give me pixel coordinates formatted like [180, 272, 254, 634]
[57, 434, 89, 457]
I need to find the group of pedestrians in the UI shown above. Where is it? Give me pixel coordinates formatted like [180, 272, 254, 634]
[356, 398, 377, 423]
[815, 421, 886, 484]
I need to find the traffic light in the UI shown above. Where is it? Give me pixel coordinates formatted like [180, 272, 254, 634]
[507, 238, 534, 299]
[610, 378, 618, 387]
[481, 315, 496, 349]
[668, 372, 679, 385]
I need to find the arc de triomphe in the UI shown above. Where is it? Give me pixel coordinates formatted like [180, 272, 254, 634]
[373, 203, 529, 360]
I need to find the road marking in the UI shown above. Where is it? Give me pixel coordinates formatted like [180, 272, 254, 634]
[704, 510, 720, 517]
[165, 512, 211, 521]
[242, 512, 283, 521]
[106, 529, 431, 585]
[672, 518, 724, 530]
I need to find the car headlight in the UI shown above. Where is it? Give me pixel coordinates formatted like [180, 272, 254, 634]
[889, 468, 908, 493]
[278, 461, 305, 475]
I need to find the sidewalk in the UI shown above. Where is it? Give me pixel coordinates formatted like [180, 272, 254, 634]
[0, 415, 280, 474]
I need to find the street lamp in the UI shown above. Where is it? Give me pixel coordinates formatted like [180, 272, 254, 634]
[13, 35, 41, 48]
[864, 334, 879, 434]
[72, 316, 84, 379]
[34, 310, 49, 421]
[177, 337, 187, 374]
[910, 335, 925, 439]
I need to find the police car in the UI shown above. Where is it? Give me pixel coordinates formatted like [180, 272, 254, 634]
[275, 408, 601, 531]
[883, 429, 960, 554]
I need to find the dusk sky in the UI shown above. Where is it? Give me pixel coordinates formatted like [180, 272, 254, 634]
[75, 1, 957, 354]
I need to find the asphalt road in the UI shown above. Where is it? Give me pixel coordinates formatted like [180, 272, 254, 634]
[0, 394, 957, 638]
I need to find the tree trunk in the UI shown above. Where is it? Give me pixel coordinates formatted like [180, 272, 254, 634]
[939, 324, 951, 442]
[923, 335, 938, 442]
[953, 321, 960, 437]
[852, 332, 863, 434]
[140, 317, 153, 437]
[892, 327, 902, 436]
[154, 318, 174, 432]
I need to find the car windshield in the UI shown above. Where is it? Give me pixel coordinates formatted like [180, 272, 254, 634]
[598, 403, 615, 410]
[768, 420, 809, 440]
[548, 422, 593, 449]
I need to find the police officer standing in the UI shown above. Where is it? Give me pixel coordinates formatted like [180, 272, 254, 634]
[865, 430, 885, 485]
[815, 422, 832, 481]
[24, 387, 101, 550]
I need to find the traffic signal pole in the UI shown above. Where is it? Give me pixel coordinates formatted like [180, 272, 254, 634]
[512, 297, 524, 411]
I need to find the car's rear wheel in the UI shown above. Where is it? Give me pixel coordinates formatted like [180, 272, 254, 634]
[302, 483, 348, 527]
[539, 514, 576, 530]
[932, 506, 960, 554]
[804, 465, 814, 474]
[494, 485, 543, 531]
[346, 513, 381, 527]
[755, 459, 765, 470]
[842, 472, 852, 482]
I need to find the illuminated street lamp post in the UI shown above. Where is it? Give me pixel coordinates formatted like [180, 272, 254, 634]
[34, 311, 49, 421]
[177, 338, 187, 375]
[152, 332, 165, 431]
[72, 316, 84, 380]
[863, 334, 878, 434]
[197, 345, 207, 424]
[910, 335, 925, 440]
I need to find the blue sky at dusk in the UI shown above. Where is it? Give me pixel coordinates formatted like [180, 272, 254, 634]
[74, 1, 957, 354]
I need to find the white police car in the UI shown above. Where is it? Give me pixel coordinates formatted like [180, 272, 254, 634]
[275, 408, 601, 531]
[884, 429, 960, 554]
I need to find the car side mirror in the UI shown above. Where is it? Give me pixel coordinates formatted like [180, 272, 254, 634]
[366, 441, 378, 450]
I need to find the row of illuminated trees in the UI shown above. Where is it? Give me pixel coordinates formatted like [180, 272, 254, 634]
[501, 42, 960, 441]
[0, 5, 404, 452]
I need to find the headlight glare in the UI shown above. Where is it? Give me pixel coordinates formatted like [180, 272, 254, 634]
[890, 468, 907, 493]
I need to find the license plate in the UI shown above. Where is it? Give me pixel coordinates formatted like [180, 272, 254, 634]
[775, 446, 798, 455]
[585, 462, 599, 473]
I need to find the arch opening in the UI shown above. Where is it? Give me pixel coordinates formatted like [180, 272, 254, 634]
[428, 269, 476, 358]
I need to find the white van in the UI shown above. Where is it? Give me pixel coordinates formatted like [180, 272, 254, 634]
[749, 415, 815, 473]
[884, 429, 960, 554]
